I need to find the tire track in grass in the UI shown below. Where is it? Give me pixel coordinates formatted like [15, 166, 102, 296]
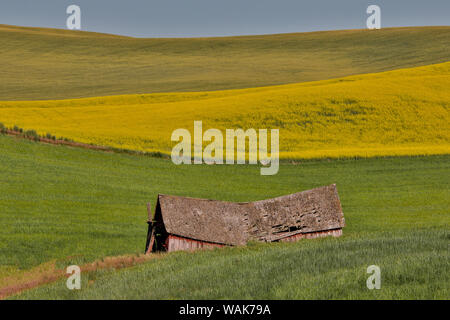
[0, 253, 162, 299]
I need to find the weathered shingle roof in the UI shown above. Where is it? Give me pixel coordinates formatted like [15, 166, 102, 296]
[155, 184, 345, 246]
[246, 184, 345, 242]
[157, 194, 249, 245]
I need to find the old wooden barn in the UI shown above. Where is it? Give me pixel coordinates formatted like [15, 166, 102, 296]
[145, 184, 345, 253]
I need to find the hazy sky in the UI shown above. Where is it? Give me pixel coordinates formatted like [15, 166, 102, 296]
[0, 0, 448, 37]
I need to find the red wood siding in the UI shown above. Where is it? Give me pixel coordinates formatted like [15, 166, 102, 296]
[167, 235, 226, 252]
[166, 229, 342, 252]
[279, 228, 342, 242]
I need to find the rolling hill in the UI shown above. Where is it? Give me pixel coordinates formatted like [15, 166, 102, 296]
[1, 62, 449, 159]
[0, 134, 448, 299]
[1, 25, 449, 100]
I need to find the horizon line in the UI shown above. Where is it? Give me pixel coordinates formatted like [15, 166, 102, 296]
[1, 23, 449, 40]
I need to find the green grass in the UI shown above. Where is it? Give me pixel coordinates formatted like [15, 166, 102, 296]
[13, 230, 449, 299]
[0, 134, 448, 299]
[1, 25, 449, 100]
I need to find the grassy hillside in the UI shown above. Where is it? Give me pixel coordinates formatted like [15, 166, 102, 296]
[0, 134, 448, 298]
[1, 25, 449, 100]
[1, 62, 449, 159]
[13, 230, 449, 299]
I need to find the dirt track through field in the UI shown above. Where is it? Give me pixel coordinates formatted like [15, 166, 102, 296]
[0, 254, 159, 299]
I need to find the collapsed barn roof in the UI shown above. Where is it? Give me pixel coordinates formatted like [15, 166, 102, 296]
[150, 184, 345, 248]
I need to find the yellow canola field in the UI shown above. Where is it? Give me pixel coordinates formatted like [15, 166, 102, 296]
[0, 62, 449, 159]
